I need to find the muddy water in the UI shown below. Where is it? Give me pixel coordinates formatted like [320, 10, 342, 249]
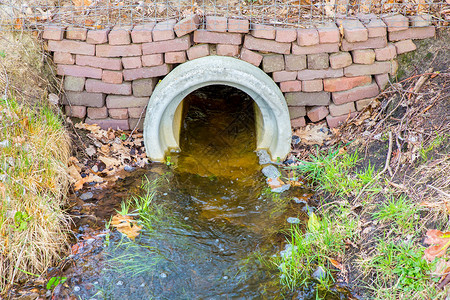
[61, 86, 338, 299]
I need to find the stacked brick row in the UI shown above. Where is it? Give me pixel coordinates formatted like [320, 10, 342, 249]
[42, 13, 435, 130]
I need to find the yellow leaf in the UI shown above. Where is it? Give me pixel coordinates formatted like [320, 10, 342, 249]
[111, 214, 142, 240]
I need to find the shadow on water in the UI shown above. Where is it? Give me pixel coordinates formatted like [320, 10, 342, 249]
[64, 86, 349, 299]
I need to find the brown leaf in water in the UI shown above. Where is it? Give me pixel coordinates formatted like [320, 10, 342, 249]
[111, 215, 142, 240]
[424, 230, 450, 261]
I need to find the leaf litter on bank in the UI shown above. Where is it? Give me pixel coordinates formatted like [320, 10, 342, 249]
[68, 122, 149, 191]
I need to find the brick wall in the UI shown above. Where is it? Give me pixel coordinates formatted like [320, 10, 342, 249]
[43, 14, 435, 131]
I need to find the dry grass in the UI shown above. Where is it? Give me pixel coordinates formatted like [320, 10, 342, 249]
[0, 98, 71, 294]
[0, 30, 70, 294]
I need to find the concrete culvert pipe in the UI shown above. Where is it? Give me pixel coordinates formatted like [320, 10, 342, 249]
[143, 56, 292, 162]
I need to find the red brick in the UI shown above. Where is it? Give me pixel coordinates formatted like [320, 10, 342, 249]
[297, 68, 343, 80]
[394, 40, 417, 54]
[243, 36, 290, 54]
[280, 80, 302, 92]
[307, 53, 329, 69]
[122, 56, 142, 69]
[317, 23, 340, 44]
[87, 106, 108, 119]
[273, 71, 297, 82]
[365, 18, 387, 38]
[356, 98, 376, 111]
[66, 27, 87, 41]
[102, 70, 123, 84]
[76, 55, 122, 70]
[344, 61, 391, 77]
[332, 82, 379, 105]
[143, 35, 191, 54]
[87, 29, 110, 44]
[228, 19, 249, 33]
[288, 106, 306, 118]
[152, 20, 176, 41]
[341, 36, 387, 51]
[302, 79, 323, 92]
[323, 75, 372, 92]
[240, 48, 262, 66]
[194, 30, 242, 45]
[326, 112, 357, 128]
[187, 44, 210, 60]
[409, 14, 432, 27]
[64, 76, 85, 92]
[65, 105, 86, 118]
[285, 92, 330, 106]
[106, 95, 148, 108]
[108, 25, 132, 45]
[297, 28, 319, 46]
[85, 79, 132, 95]
[206, 16, 227, 32]
[262, 55, 284, 73]
[109, 108, 128, 119]
[131, 23, 155, 43]
[382, 14, 409, 32]
[374, 73, 389, 90]
[85, 118, 129, 130]
[340, 19, 368, 42]
[174, 15, 199, 37]
[63, 91, 105, 107]
[307, 106, 329, 122]
[128, 107, 146, 118]
[43, 25, 65, 40]
[216, 44, 239, 57]
[165, 51, 187, 63]
[329, 102, 356, 116]
[329, 52, 352, 69]
[291, 117, 306, 127]
[123, 64, 172, 81]
[389, 27, 435, 42]
[48, 40, 95, 56]
[57, 64, 102, 79]
[292, 43, 339, 55]
[96, 44, 142, 57]
[375, 44, 396, 61]
[251, 24, 275, 40]
[54, 52, 75, 64]
[352, 49, 375, 65]
[132, 78, 158, 97]
[275, 28, 297, 43]
[142, 54, 164, 67]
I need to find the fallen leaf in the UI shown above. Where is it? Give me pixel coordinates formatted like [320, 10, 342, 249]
[329, 258, 344, 271]
[85, 146, 96, 157]
[99, 156, 120, 168]
[67, 165, 82, 183]
[14, 18, 23, 30]
[267, 177, 284, 189]
[424, 229, 450, 261]
[111, 214, 142, 240]
[307, 212, 320, 231]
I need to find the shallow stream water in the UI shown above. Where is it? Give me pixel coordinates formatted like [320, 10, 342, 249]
[59, 86, 347, 299]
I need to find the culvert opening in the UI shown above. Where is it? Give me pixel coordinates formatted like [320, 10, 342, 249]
[175, 85, 261, 177]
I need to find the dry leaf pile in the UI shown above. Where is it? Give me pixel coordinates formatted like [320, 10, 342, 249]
[67, 122, 149, 192]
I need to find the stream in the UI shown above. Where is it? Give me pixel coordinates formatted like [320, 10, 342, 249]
[39, 86, 349, 299]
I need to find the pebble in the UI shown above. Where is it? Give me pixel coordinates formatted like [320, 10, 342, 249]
[291, 135, 301, 145]
[73, 286, 81, 292]
[79, 192, 93, 201]
[116, 281, 123, 286]
[293, 197, 307, 204]
[124, 165, 135, 172]
[91, 165, 98, 172]
[262, 165, 281, 179]
[223, 276, 228, 280]
[160, 272, 167, 278]
[286, 217, 301, 224]
[312, 266, 326, 281]
[256, 149, 271, 165]
[271, 184, 290, 193]
[302, 205, 315, 215]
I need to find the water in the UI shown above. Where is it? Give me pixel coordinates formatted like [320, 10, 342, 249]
[61, 86, 345, 299]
